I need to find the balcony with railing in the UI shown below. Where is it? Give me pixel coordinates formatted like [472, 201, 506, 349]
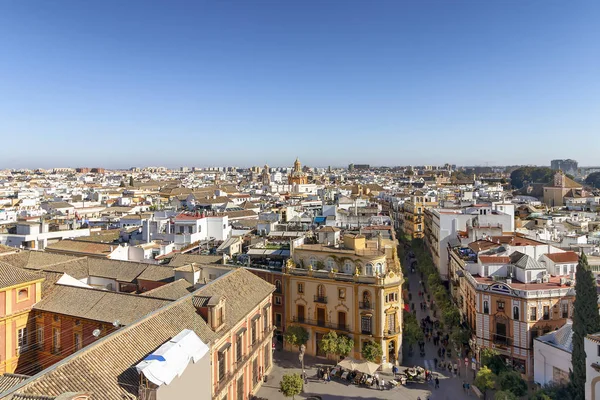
[492, 334, 512, 348]
[314, 295, 328, 304]
[213, 326, 275, 398]
[291, 316, 350, 332]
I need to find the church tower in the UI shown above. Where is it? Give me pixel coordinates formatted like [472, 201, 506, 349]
[288, 157, 308, 185]
[261, 164, 271, 186]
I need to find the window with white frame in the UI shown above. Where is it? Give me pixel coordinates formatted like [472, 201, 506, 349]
[326, 259, 335, 271]
[344, 260, 354, 274]
[365, 263, 373, 276]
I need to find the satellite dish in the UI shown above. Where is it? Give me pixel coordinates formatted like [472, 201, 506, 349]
[113, 320, 121, 328]
[92, 329, 101, 338]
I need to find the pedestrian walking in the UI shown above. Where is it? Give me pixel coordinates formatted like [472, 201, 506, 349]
[435, 377, 439, 389]
[392, 365, 398, 377]
[434, 357, 438, 369]
[462, 381, 467, 392]
[380, 378, 385, 390]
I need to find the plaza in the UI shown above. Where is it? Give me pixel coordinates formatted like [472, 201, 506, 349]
[257, 253, 474, 400]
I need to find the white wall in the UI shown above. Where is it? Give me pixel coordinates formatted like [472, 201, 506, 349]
[533, 339, 572, 386]
[585, 336, 600, 400]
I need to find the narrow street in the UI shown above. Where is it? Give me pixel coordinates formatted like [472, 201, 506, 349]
[402, 250, 474, 399]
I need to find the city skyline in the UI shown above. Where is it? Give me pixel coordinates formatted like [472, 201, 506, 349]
[1, 1, 599, 168]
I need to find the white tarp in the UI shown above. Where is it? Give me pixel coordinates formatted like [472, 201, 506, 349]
[135, 329, 209, 386]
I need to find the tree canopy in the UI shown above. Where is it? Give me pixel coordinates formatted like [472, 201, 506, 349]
[494, 391, 516, 400]
[283, 325, 309, 350]
[498, 370, 527, 397]
[403, 312, 424, 347]
[475, 366, 496, 400]
[585, 172, 600, 189]
[509, 167, 554, 188]
[361, 340, 383, 362]
[572, 253, 600, 400]
[319, 331, 354, 358]
[280, 373, 303, 399]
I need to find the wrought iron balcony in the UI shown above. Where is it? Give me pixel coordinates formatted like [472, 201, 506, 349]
[492, 334, 512, 347]
[291, 316, 350, 332]
[314, 295, 328, 304]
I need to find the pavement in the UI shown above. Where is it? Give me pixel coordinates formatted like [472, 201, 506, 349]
[255, 250, 474, 400]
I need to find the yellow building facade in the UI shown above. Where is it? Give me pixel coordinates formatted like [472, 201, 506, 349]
[0, 266, 44, 374]
[402, 190, 437, 239]
[284, 234, 403, 365]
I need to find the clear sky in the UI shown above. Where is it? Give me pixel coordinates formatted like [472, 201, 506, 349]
[1, 1, 599, 169]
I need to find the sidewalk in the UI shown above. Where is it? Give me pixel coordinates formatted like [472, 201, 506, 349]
[403, 252, 473, 399]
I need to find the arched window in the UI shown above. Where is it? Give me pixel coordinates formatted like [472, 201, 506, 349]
[309, 257, 317, 268]
[326, 259, 335, 271]
[18, 288, 28, 301]
[275, 280, 282, 293]
[317, 284, 326, 297]
[365, 263, 373, 276]
[513, 306, 519, 320]
[344, 260, 354, 274]
[375, 263, 384, 275]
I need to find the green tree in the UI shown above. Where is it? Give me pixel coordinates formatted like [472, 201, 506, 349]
[585, 171, 600, 188]
[450, 326, 470, 350]
[336, 335, 354, 357]
[403, 312, 424, 347]
[361, 340, 383, 362]
[572, 253, 600, 400]
[318, 331, 354, 358]
[474, 366, 496, 400]
[494, 390, 516, 400]
[283, 325, 309, 350]
[129, 176, 134, 186]
[498, 370, 527, 397]
[280, 373, 303, 399]
[510, 167, 554, 188]
[529, 391, 552, 400]
[480, 347, 507, 375]
[443, 308, 461, 328]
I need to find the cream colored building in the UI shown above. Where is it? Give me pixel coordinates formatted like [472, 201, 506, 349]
[284, 233, 403, 366]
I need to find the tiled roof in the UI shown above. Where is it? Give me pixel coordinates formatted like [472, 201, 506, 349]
[7, 269, 274, 400]
[45, 240, 114, 256]
[545, 252, 579, 263]
[0, 373, 30, 393]
[510, 251, 544, 270]
[0, 244, 17, 255]
[140, 279, 193, 300]
[478, 256, 510, 264]
[86, 259, 148, 282]
[33, 285, 171, 325]
[0, 261, 43, 290]
[0, 252, 80, 269]
[136, 265, 175, 282]
[168, 254, 222, 267]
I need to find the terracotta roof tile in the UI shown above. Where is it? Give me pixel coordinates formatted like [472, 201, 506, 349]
[0, 261, 43, 290]
[8, 269, 273, 399]
[545, 252, 579, 263]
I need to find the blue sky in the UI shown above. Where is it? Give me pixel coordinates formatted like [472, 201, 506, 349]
[1, 1, 598, 169]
